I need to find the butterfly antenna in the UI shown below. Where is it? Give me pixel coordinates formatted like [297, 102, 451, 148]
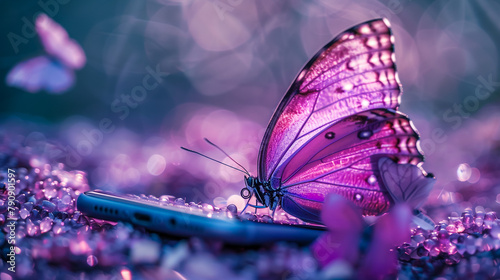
[180, 146, 250, 175]
[203, 138, 251, 176]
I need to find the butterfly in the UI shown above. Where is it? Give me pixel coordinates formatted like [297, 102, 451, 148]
[237, 18, 435, 225]
[6, 13, 86, 94]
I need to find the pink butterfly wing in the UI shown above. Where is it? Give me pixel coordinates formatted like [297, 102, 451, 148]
[278, 110, 423, 223]
[6, 56, 74, 94]
[258, 19, 401, 181]
[36, 13, 86, 70]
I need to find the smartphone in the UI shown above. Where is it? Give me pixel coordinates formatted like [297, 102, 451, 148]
[76, 190, 326, 245]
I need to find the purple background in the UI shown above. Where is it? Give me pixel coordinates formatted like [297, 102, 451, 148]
[1, 0, 499, 219]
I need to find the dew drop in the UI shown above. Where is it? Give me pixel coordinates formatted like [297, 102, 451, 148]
[202, 203, 214, 214]
[160, 195, 173, 205]
[226, 204, 238, 215]
[367, 175, 377, 185]
[174, 198, 185, 205]
[325, 132, 335, 140]
[148, 195, 159, 202]
[260, 215, 273, 223]
[358, 130, 373, 139]
[239, 212, 257, 221]
[87, 255, 98, 267]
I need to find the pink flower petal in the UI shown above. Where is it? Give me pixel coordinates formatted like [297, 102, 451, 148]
[321, 194, 364, 232]
[311, 194, 365, 267]
[360, 203, 412, 279]
[311, 231, 361, 267]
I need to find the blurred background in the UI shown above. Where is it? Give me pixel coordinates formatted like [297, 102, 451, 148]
[1, 0, 499, 220]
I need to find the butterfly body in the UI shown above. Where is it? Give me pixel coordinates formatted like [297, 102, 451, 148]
[238, 19, 434, 225]
[243, 176, 281, 211]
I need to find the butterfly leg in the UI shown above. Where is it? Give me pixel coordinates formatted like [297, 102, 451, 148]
[242, 197, 267, 211]
[247, 204, 267, 209]
[240, 192, 263, 213]
[240, 198, 251, 213]
[268, 194, 280, 221]
[271, 207, 277, 221]
[241, 202, 267, 213]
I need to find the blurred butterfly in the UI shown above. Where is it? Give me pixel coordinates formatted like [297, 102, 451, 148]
[311, 194, 411, 278]
[184, 18, 435, 225]
[6, 13, 86, 94]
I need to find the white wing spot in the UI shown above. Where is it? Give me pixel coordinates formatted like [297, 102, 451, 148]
[297, 70, 307, 82]
[355, 193, 363, 201]
[395, 72, 401, 85]
[367, 175, 377, 185]
[384, 95, 391, 105]
[383, 18, 391, 28]
[380, 35, 389, 45]
[366, 37, 379, 48]
[360, 25, 371, 34]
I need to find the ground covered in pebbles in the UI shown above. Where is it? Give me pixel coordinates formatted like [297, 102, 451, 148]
[1, 135, 500, 280]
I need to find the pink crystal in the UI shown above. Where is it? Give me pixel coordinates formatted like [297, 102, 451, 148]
[20, 208, 30, 219]
[52, 221, 65, 234]
[40, 217, 53, 233]
[26, 219, 39, 236]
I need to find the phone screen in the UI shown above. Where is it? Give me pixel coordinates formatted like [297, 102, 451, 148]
[77, 190, 325, 245]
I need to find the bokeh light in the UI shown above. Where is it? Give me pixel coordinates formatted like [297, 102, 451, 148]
[147, 154, 166, 176]
[457, 163, 472, 182]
